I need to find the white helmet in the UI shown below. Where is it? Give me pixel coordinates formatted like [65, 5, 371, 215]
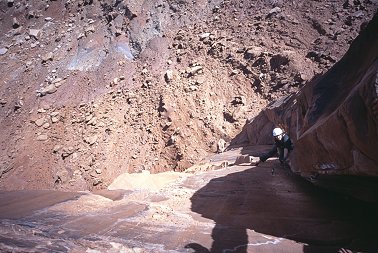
[272, 127, 283, 137]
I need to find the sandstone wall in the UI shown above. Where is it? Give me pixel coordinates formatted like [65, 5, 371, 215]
[235, 13, 378, 180]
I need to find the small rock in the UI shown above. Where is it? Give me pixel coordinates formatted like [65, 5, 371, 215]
[61, 147, 75, 158]
[13, 26, 23, 36]
[51, 116, 60, 123]
[250, 156, 260, 165]
[41, 52, 54, 63]
[73, 170, 81, 177]
[217, 139, 226, 153]
[36, 134, 48, 141]
[195, 76, 206, 85]
[112, 77, 119, 85]
[189, 85, 198, 91]
[35, 118, 45, 127]
[87, 116, 97, 126]
[353, 10, 364, 18]
[37, 84, 57, 96]
[53, 78, 65, 87]
[84, 135, 98, 145]
[71, 152, 78, 160]
[0, 48, 8, 55]
[231, 69, 239, 75]
[29, 29, 41, 39]
[267, 7, 281, 17]
[53, 145, 62, 153]
[12, 17, 20, 29]
[232, 96, 246, 106]
[30, 42, 39, 48]
[244, 47, 263, 59]
[77, 33, 85, 39]
[141, 68, 148, 75]
[85, 114, 93, 122]
[165, 70, 174, 82]
[93, 178, 102, 186]
[27, 10, 36, 19]
[84, 25, 95, 35]
[188, 66, 203, 76]
[199, 33, 211, 40]
[14, 99, 23, 110]
[115, 29, 123, 36]
[111, 77, 123, 86]
[54, 169, 69, 184]
[37, 108, 46, 113]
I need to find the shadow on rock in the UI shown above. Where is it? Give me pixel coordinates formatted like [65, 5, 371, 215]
[185, 161, 378, 252]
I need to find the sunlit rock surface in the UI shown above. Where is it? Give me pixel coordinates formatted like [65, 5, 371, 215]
[1, 147, 377, 252]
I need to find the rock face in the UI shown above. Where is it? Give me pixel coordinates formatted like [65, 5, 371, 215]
[1, 148, 378, 252]
[234, 14, 378, 201]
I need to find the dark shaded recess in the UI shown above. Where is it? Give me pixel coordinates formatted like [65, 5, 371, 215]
[223, 111, 236, 123]
[187, 166, 378, 252]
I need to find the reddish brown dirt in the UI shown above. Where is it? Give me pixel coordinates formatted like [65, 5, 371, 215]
[0, 0, 377, 192]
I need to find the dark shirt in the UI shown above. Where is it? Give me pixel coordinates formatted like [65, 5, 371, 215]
[260, 134, 293, 162]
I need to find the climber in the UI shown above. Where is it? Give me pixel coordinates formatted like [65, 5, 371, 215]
[256, 127, 294, 170]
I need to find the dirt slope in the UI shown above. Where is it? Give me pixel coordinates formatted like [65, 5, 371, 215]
[0, 0, 377, 191]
